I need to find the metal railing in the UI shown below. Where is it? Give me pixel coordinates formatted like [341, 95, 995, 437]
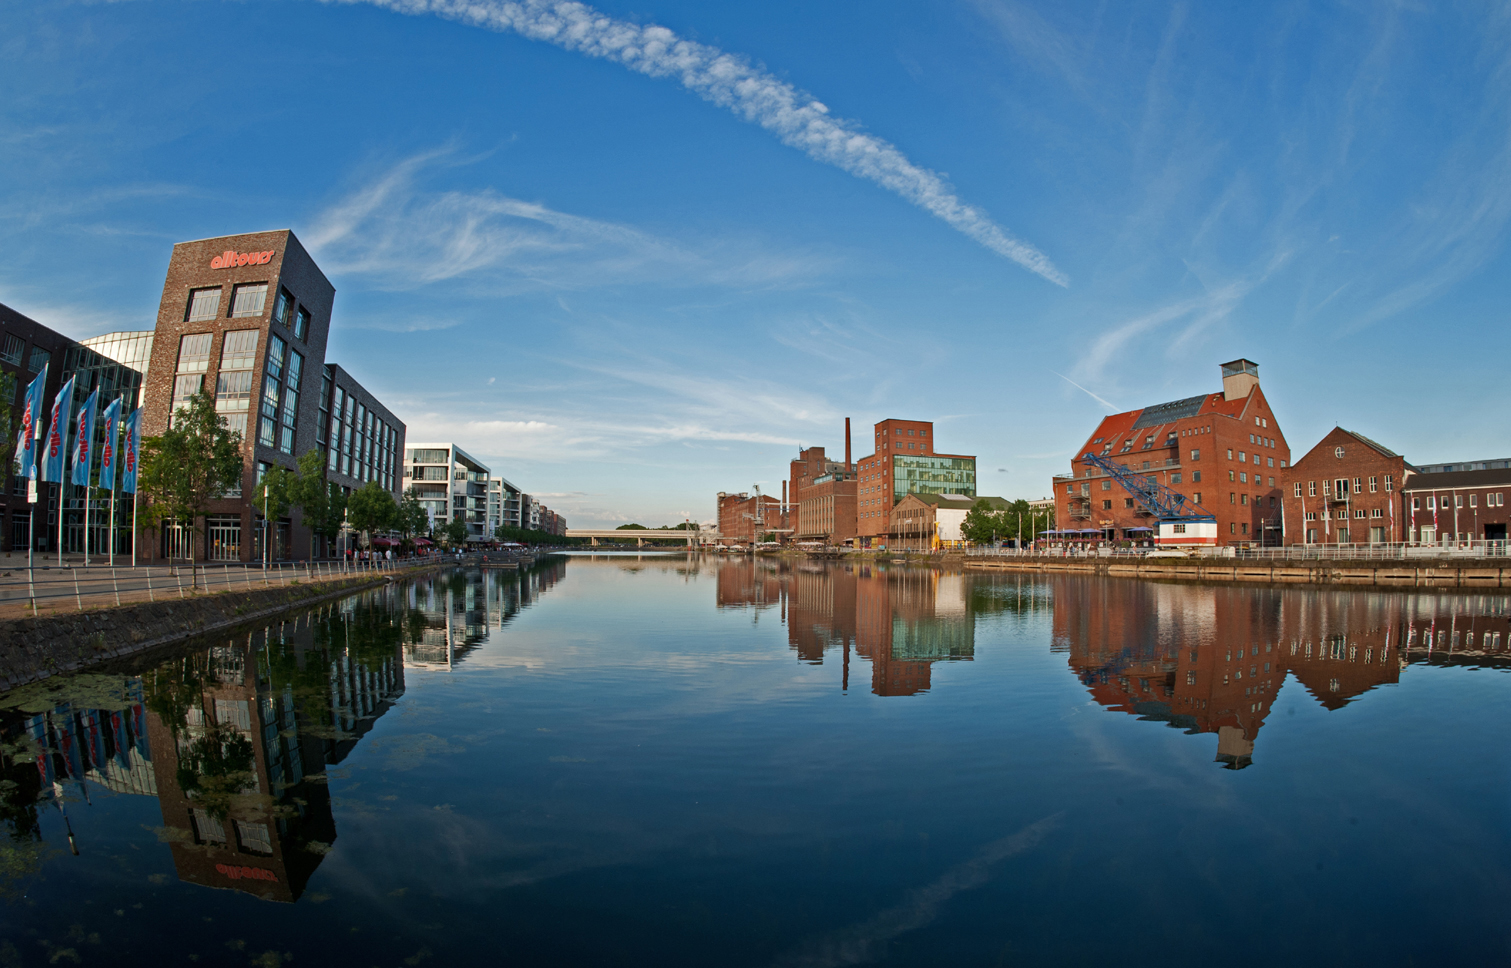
[0, 556, 408, 617]
[961, 541, 1511, 561]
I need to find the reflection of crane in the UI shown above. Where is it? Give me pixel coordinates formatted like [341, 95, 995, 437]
[1080, 451, 1217, 547]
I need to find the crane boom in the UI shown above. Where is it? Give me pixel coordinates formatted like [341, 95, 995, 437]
[1079, 452, 1215, 522]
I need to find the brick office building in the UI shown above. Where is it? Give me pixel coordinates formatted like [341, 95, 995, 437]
[717, 491, 783, 545]
[141, 231, 404, 561]
[1052, 360, 1290, 546]
[0, 303, 76, 552]
[855, 419, 976, 547]
[790, 427, 856, 545]
[1279, 428, 1412, 545]
[1401, 468, 1511, 543]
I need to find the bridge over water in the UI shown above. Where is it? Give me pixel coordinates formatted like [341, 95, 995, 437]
[565, 528, 715, 547]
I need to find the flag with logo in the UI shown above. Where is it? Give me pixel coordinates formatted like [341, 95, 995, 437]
[97, 396, 122, 491]
[41, 376, 74, 483]
[121, 407, 142, 494]
[71, 388, 99, 487]
[14, 367, 46, 481]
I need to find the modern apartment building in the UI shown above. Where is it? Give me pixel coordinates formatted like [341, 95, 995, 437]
[403, 443, 491, 544]
[487, 476, 523, 534]
[138, 230, 404, 561]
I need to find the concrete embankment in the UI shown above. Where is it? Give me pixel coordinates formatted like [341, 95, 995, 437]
[960, 554, 1511, 589]
[0, 564, 444, 692]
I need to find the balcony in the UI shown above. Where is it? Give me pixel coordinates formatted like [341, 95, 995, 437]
[1067, 503, 1092, 519]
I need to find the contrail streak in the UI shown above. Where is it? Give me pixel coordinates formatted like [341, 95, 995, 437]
[770, 813, 1062, 967]
[1052, 370, 1116, 411]
[326, 0, 1069, 286]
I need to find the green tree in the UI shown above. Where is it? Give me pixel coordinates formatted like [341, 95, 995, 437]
[287, 449, 334, 555]
[251, 463, 294, 565]
[347, 481, 397, 549]
[962, 499, 1010, 545]
[137, 392, 243, 587]
[442, 517, 468, 548]
[395, 487, 429, 545]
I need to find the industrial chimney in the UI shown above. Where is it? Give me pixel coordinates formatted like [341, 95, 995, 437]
[845, 417, 852, 472]
[1220, 359, 1259, 402]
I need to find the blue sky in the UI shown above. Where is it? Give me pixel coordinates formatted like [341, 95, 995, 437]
[3, 1, 1509, 526]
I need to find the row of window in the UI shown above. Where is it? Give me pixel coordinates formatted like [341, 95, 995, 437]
[1228, 470, 1275, 486]
[186, 284, 311, 341]
[0, 334, 52, 375]
[1225, 448, 1281, 469]
[1304, 509, 1386, 520]
[1229, 493, 1278, 507]
[1412, 493, 1506, 509]
[1295, 476, 1395, 497]
[319, 379, 397, 489]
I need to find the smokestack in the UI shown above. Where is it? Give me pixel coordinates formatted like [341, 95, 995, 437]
[845, 418, 852, 472]
[782, 480, 787, 507]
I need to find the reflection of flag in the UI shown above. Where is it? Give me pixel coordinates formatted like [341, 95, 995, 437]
[82, 709, 105, 771]
[121, 409, 142, 494]
[56, 714, 83, 780]
[132, 703, 149, 760]
[110, 710, 131, 769]
[28, 715, 53, 787]
[71, 389, 99, 487]
[15, 367, 46, 481]
[98, 397, 122, 491]
[41, 377, 74, 483]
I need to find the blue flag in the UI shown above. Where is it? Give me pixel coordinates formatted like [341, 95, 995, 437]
[14, 366, 46, 481]
[98, 396, 123, 491]
[41, 376, 74, 484]
[71, 388, 99, 487]
[121, 407, 142, 495]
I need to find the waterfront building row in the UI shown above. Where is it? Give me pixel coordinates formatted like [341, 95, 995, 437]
[0, 230, 562, 558]
[1051, 358, 1511, 547]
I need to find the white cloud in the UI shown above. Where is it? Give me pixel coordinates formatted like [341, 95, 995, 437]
[328, 0, 1067, 286]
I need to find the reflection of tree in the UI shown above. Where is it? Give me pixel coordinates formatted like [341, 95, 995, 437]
[174, 721, 255, 820]
[144, 656, 210, 736]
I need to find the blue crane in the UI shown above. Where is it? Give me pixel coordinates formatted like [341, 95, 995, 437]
[1079, 452, 1215, 523]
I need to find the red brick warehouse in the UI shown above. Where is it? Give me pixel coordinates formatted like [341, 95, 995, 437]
[1053, 360, 1290, 545]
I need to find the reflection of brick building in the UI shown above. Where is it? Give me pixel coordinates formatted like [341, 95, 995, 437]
[715, 558, 783, 611]
[1053, 360, 1290, 545]
[1055, 575, 1406, 767]
[148, 612, 404, 900]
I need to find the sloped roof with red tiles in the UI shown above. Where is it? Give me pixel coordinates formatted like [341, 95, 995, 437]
[1075, 388, 1261, 460]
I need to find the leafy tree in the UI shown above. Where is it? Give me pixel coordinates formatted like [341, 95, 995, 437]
[442, 517, 468, 548]
[395, 487, 429, 544]
[962, 499, 1013, 545]
[251, 463, 294, 564]
[138, 392, 243, 587]
[287, 449, 340, 555]
[347, 481, 397, 549]
[615, 523, 647, 530]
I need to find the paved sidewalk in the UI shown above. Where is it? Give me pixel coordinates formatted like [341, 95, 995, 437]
[0, 555, 401, 619]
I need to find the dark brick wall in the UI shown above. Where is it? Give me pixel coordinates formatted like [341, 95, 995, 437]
[1279, 427, 1410, 544]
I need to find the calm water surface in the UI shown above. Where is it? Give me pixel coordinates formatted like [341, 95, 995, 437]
[2, 555, 1508, 966]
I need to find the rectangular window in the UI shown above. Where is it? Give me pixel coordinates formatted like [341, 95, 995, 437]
[1369, 476, 1378, 493]
[1239, 451, 1246, 462]
[1412, 497, 1420, 510]
[214, 370, 253, 412]
[1428, 497, 1436, 510]
[235, 820, 273, 856]
[1227, 449, 1233, 460]
[230, 283, 268, 318]
[0, 334, 22, 365]
[1229, 470, 1235, 482]
[1470, 494, 1478, 508]
[1241, 494, 1248, 505]
[187, 287, 222, 322]
[176, 333, 212, 372]
[1385, 475, 1394, 491]
[1353, 478, 1362, 493]
[1293, 482, 1302, 498]
[265, 334, 286, 382]
[1230, 522, 1236, 534]
[1193, 492, 1201, 504]
[1267, 457, 1274, 467]
[1102, 500, 1112, 510]
[171, 374, 203, 419]
[1171, 473, 1182, 484]
[294, 307, 310, 342]
[1230, 492, 1236, 504]
[1192, 471, 1201, 482]
[1249, 434, 1255, 444]
[273, 288, 293, 325]
[258, 416, 276, 447]
[1241, 523, 1249, 534]
[1191, 449, 1200, 461]
[1240, 472, 1248, 483]
[1309, 481, 1317, 497]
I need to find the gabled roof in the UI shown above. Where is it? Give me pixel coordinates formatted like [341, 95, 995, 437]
[1339, 428, 1402, 459]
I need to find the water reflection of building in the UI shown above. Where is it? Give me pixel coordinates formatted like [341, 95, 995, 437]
[715, 560, 974, 696]
[1045, 576, 1505, 768]
[401, 560, 569, 671]
[1, 594, 406, 902]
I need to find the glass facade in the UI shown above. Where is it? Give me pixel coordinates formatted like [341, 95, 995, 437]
[892, 456, 976, 501]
